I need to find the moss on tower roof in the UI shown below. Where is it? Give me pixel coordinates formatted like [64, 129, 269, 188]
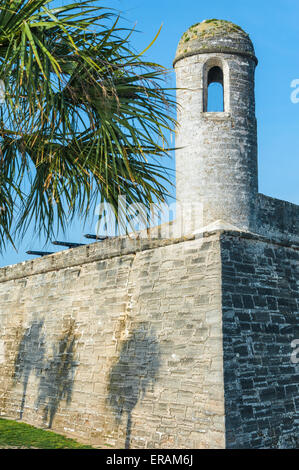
[174, 19, 256, 66]
[183, 19, 248, 40]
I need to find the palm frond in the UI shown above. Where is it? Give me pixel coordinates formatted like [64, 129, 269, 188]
[0, 0, 176, 250]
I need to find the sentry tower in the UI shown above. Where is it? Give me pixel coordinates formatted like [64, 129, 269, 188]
[173, 19, 259, 232]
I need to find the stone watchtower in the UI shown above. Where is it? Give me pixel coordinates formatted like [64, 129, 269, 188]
[174, 20, 259, 233]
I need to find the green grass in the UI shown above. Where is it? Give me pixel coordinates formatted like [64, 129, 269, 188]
[0, 418, 93, 449]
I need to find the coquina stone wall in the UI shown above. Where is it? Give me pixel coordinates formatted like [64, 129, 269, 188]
[0, 232, 225, 449]
[0, 229, 298, 449]
[257, 194, 299, 244]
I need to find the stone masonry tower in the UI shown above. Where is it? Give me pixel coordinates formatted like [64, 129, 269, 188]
[174, 20, 259, 233]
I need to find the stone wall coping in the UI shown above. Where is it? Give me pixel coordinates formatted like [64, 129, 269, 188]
[0, 233, 198, 283]
[0, 229, 298, 283]
[219, 230, 299, 250]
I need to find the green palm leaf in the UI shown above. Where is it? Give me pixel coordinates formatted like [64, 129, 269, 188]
[0, 0, 176, 251]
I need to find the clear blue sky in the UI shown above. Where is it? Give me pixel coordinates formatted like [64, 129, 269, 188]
[1, 0, 299, 266]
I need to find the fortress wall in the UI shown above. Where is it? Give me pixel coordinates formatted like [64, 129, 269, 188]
[175, 53, 258, 232]
[0, 233, 225, 449]
[257, 194, 299, 243]
[221, 232, 299, 449]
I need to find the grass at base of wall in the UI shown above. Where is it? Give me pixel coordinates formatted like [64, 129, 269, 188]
[0, 418, 93, 449]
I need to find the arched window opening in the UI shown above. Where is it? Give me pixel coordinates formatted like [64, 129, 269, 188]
[206, 66, 224, 112]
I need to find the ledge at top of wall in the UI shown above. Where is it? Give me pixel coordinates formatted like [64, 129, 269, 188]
[0, 226, 298, 284]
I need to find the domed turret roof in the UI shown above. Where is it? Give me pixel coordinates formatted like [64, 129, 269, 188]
[174, 19, 257, 66]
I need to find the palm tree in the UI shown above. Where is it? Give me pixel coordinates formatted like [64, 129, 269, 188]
[0, 0, 175, 250]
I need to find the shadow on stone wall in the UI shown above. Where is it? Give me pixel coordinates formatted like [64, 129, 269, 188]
[13, 317, 78, 428]
[0, 321, 27, 415]
[107, 323, 161, 449]
[13, 319, 46, 419]
[35, 318, 78, 428]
